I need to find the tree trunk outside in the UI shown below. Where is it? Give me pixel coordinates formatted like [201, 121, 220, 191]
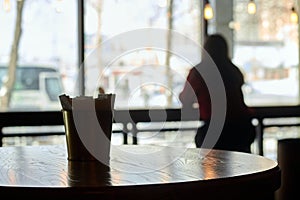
[1, 0, 25, 109]
[166, 0, 173, 107]
[88, 0, 104, 93]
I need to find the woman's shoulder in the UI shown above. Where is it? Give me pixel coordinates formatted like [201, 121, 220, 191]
[187, 64, 201, 76]
[226, 62, 244, 81]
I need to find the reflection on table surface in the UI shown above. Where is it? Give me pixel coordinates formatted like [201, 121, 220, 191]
[0, 144, 280, 200]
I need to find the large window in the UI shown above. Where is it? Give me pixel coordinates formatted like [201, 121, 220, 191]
[2, 0, 300, 155]
[0, 0, 77, 111]
[2, 0, 299, 109]
[83, 0, 203, 109]
[232, 0, 300, 159]
[233, 0, 299, 106]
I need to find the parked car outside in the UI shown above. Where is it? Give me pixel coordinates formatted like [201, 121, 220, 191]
[0, 64, 64, 111]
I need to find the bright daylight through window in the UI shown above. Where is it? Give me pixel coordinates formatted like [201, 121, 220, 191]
[0, 0, 77, 112]
[233, 0, 299, 106]
[0, 0, 300, 156]
[1, 0, 298, 111]
[83, 0, 202, 109]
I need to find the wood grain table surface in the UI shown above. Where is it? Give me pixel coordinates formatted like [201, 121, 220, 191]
[0, 144, 280, 199]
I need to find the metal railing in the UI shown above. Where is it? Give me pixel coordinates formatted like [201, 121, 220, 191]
[1, 106, 300, 156]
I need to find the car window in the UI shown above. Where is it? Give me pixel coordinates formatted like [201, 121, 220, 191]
[16, 67, 56, 90]
[0, 68, 5, 88]
[44, 76, 63, 101]
[0, 66, 57, 90]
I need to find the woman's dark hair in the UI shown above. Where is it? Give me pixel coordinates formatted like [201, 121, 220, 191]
[203, 34, 228, 61]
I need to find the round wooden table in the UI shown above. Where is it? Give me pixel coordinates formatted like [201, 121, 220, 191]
[0, 144, 280, 200]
